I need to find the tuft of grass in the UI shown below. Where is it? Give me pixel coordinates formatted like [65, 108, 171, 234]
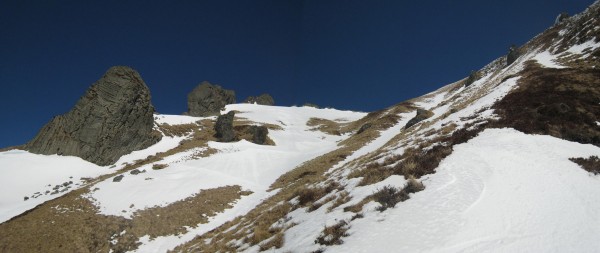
[373, 178, 425, 212]
[570, 156, 600, 174]
[314, 220, 349, 246]
[328, 191, 351, 212]
[152, 163, 168, 170]
[258, 233, 285, 251]
[373, 185, 408, 212]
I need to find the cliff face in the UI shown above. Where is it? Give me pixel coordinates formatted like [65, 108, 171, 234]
[24, 66, 161, 166]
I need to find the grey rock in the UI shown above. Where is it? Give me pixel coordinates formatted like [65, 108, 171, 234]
[506, 45, 520, 67]
[356, 123, 372, 135]
[404, 109, 433, 129]
[243, 94, 275, 105]
[186, 81, 236, 116]
[24, 66, 161, 166]
[464, 70, 480, 87]
[215, 111, 236, 142]
[113, 175, 124, 182]
[247, 126, 269, 145]
[555, 12, 570, 25]
[130, 169, 144, 175]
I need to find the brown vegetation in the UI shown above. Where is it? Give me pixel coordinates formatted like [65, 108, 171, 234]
[0, 186, 247, 253]
[492, 62, 600, 146]
[570, 156, 600, 175]
[314, 220, 349, 246]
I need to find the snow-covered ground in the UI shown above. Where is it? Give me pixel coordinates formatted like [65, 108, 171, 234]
[277, 128, 600, 253]
[80, 104, 365, 251]
[0, 150, 109, 223]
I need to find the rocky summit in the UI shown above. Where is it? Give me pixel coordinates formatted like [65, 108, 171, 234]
[243, 93, 275, 105]
[186, 81, 236, 116]
[24, 66, 160, 166]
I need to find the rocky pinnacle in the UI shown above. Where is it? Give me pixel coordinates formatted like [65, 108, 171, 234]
[24, 66, 161, 166]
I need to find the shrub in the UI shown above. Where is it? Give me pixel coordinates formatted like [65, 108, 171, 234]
[373, 186, 408, 212]
[372, 179, 425, 212]
[314, 220, 349, 246]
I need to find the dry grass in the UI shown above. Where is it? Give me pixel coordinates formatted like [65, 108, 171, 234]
[157, 123, 199, 137]
[306, 118, 345, 135]
[258, 233, 285, 251]
[328, 191, 351, 212]
[130, 186, 249, 239]
[0, 185, 248, 253]
[570, 156, 600, 174]
[174, 106, 407, 252]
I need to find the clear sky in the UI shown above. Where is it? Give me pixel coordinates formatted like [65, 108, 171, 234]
[0, 0, 595, 148]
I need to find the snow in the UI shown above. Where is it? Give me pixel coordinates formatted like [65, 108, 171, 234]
[567, 39, 600, 56]
[114, 136, 187, 167]
[323, 128, 600, 253]
[533, 51, 565, 69]
[328, 111, 413, 174]
[0, 150, 109, 223]
[154, 114, 206, 125]
[79, 104, 366, 251]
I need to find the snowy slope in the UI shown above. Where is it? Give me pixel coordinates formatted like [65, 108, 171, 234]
[0, 151, 109, 223]
[79, 104, 365, 251]
[320, 129, 600, 253]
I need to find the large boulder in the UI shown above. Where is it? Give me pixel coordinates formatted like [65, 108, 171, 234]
[243, 93, 275, 106]
[214, 111, 236, 142]
[186, 81, 236, 116]
[24, 66, 161, 166]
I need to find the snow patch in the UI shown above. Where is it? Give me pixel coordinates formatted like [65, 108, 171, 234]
[533, 51, 565, 69]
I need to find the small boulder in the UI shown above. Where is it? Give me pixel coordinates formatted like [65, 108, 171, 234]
[356, 123, 372, 135]
[404, 109, 434, 129]
[247, 126, 269, 145]
[215, 111, 236, 142]
[113, 175, 124, 182]
[244, 94, 275, 106]
[186, 81, 236, 117]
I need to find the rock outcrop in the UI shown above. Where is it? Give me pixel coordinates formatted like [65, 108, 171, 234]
[247, 126, 269, 145]
[243, 94, 275, 106]
[214, 111, 236, 142]
[506, 45, 520, 66]
[186, 81, 236, 116]
[24, 66, 160, 166]
[404, 109, 434, 129]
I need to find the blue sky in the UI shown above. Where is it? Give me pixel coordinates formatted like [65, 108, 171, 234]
[0, 0, 594, 147]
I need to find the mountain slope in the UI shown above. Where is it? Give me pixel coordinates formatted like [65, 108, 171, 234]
[1, 1, 599, 252]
